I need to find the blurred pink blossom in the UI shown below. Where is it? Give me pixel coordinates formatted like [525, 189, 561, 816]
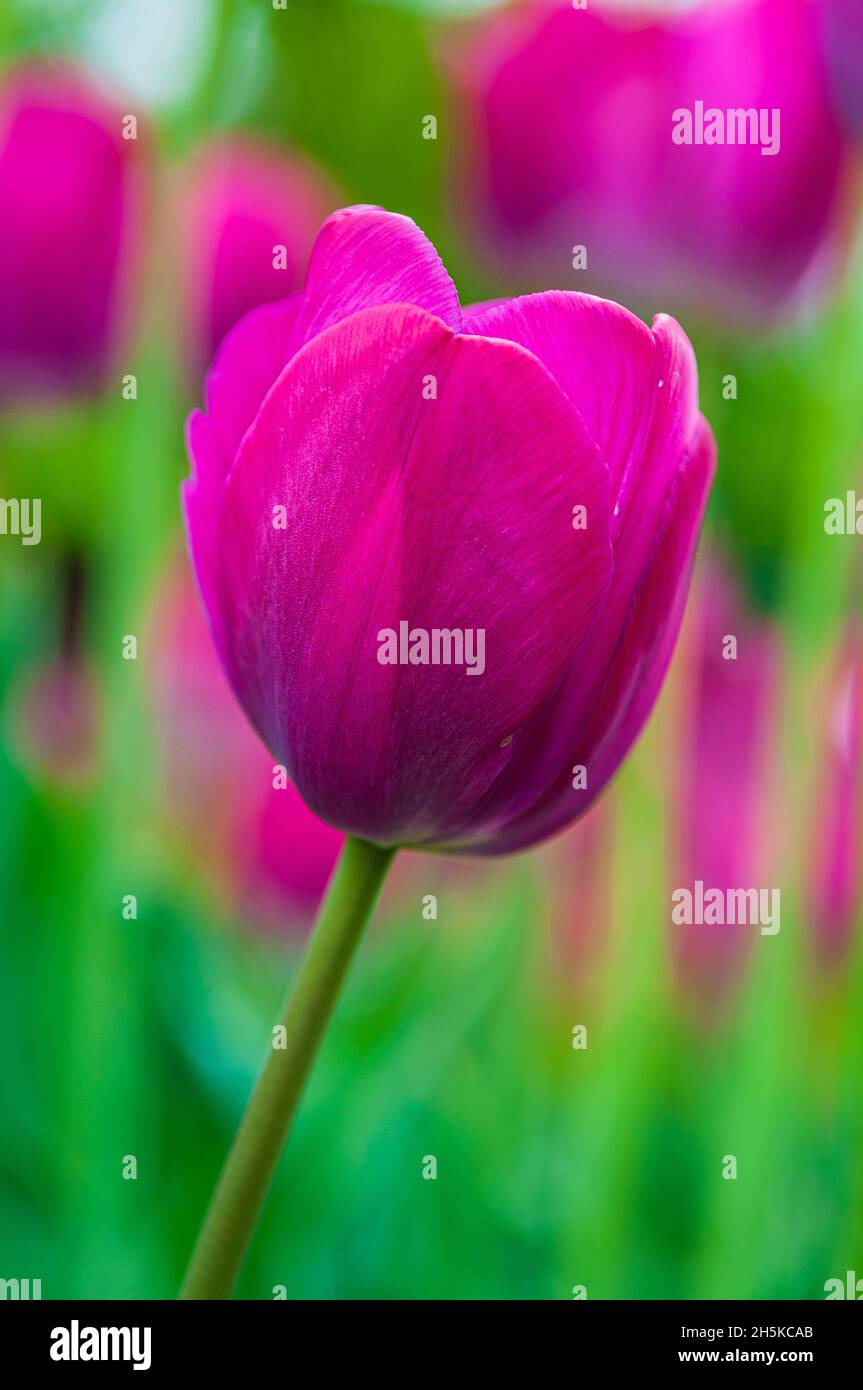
[149, 561, 342, 930]
[180, 137, 336, 378]
[806, 623, 863, 968]
[672, 555, 782, 1012]
[451, 0, 849, 325]
[0, 63, 144, 396]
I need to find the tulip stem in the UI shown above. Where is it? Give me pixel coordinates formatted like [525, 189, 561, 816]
[179, 834, 396, 1300]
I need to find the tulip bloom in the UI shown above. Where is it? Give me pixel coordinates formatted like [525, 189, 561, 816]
[181, 138, 335, 376]
[0, 64, 142, 396]
[806, 624, 863, 967]
[180, 205, 715, 1301]
[452, 0, 846, 324]
[673, 557, 781, 1010]
[183, 204, 715, 856]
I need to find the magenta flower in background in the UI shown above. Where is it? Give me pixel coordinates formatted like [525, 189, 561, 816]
[149, 562, 342, 927]
[451, 0, 847, 325]
[0, 63, 143, 397]
[673, 555, 781, 1011]
[183, 203, 715, 855]
[231, 774, 345, 927]
[806, 623, 863, 968]
[181, 138, 336, 378]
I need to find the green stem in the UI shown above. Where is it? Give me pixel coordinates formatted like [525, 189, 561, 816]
[180, 835, 396, 1300]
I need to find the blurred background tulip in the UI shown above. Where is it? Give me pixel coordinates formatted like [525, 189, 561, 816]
[671, 553, 782, 1014]
[149, 561, 342, 929]
[806, 620, 863, 968]
[451, 0, 849, 326]
[180, 137, 337, 380]
[0, 62, 144, 398]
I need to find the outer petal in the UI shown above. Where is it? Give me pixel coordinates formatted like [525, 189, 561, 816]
[461, 296, 512, 326]
[216, 302, 611, 845]
[202, 293, 303, 470]
[188, 202, 463, 499]
[467, 298, 702, 649]
[287, 205, 463, 351]
[183, 203, 467, 624]
[466, 291, 657, 535]
[183, 295, 302, 655]
[456, 416, 716, 854]
[454, 297, 706, 841]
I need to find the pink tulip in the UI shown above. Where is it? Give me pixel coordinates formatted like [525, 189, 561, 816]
[806, 624, 863, 967]
[0, 63, 143, 396]
[673, 556, 781, 1008]
[451, 0, 846, 325]
[149, 562, 342, 924]
[181, 138, 335, 377]
[183, 203, 715, 854]
[230, 773, 346, 924]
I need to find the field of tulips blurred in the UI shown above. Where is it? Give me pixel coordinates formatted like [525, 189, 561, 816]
[2, 0, 863, 1301]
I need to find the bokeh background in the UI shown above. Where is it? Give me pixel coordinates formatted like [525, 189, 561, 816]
[1, 0, 863, 1300]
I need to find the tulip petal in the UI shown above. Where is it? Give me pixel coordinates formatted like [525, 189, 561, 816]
[183, 295, 303, 656]
[216, 302, 611, 844]
[467, 291, 655, 513]
[457, 415, 715, 854]
[187, 202, 465, 548]
[467, 301, 705, 736]
[463, 300, 707, 848]
[204, 292, 303, 470]
[461, 296, 512, 326]
[289, 205, 463, 352]
[466, 292, 694, 545]
[577, 419, 717, 802]
[183, 409, 231, 663]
